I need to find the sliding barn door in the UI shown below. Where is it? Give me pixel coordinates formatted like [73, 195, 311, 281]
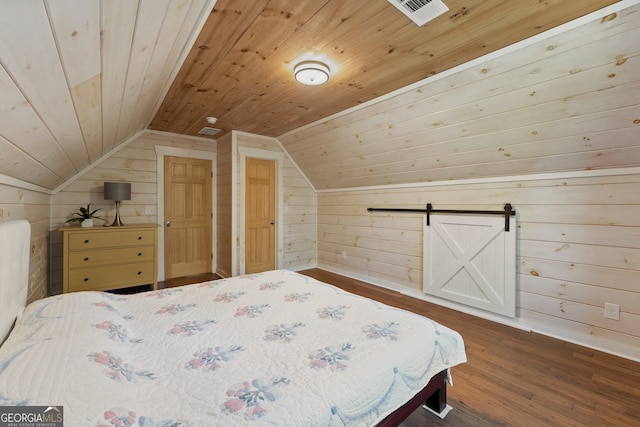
[424, 214, 516, 317]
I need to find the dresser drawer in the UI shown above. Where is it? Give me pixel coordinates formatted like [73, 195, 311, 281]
[68, 246, 154, 268]
[68, 229, 155, 250]
[68, 262, 155, 292]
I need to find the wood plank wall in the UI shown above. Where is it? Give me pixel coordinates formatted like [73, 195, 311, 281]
[231, 132, 316, 276]
[47, 129, 315, 289]
[0, 183, 49, 303]
[276, 2, 640, 361]
[50, 131, 217, 294]
[317, 171, 640, 361]
[216, 132, 233, 277]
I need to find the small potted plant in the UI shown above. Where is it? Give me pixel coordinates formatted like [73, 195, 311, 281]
[66, 203, 105, 227]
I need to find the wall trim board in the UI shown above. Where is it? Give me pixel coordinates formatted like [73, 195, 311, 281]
[51, 130, 145, 195]
[523, 317, 640, 364]
[257, 132, 317, 193]
[315, 166, 640, 193]
[230, 135, 238, 276]
[145, 129, 218, 145]
[0, 173, 52, 194]
[277, 0, 640, 141]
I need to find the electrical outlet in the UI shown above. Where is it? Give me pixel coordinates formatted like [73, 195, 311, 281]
[604, 303, 620, 320]
[144, 206, 156, 215]
[341, 251, 347, 260]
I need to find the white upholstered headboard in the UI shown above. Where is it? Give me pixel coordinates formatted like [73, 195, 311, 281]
[0, 220, 31, 343]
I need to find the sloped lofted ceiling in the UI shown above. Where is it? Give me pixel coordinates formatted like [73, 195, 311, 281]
[0, 0, 630, 192]
[149, 0, 619, 138]
[0, 0, 215, 190]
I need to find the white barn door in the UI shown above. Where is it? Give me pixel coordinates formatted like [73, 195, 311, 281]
[424, 214, 516, 318]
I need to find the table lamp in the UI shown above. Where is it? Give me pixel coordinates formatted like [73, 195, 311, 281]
[104, 182, 131, 226]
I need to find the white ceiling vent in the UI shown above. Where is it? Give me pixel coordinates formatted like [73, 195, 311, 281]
[198, 127, 221, 137]
[388, 0, 448, 26]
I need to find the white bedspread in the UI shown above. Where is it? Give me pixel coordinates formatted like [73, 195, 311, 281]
[0, 269, 466, 426]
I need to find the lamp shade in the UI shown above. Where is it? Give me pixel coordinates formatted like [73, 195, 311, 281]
[104, 182, 131, 201]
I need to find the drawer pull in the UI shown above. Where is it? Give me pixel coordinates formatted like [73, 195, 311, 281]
[137, 271, 142, 275]
[84, 239, 90, 243]
[138, 236, 142, 240]
[84, 257, 89, 261]
[138, 253, 142, 256]
[84, 278, 89, 282]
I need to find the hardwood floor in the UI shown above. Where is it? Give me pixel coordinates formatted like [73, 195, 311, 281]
[161, 269, 640, 426]
[159, 272, 219, 289]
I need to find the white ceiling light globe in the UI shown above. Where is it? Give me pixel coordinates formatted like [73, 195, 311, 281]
[294, 61, 330, 85]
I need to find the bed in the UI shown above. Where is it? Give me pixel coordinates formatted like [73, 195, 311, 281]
[0, 221, 466, 426]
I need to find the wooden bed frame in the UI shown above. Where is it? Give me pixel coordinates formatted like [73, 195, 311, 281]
[378, 369, 447, 426]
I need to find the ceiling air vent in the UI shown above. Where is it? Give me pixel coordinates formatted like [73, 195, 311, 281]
[198, 127, 221, 137]
[388, 0, 448, 26]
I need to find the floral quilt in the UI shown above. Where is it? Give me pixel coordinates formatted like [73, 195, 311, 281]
[0, 269, 466, 426]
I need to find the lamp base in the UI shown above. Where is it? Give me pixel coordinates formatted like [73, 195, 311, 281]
[111, 217, 125, 227]
[111, 201, 125, 226]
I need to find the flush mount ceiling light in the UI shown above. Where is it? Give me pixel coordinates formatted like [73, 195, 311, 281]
[294, 60, 330, 85]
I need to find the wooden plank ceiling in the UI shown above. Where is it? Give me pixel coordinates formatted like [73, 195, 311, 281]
[0, 0, 215, 190]
[149, 0, 619, 139]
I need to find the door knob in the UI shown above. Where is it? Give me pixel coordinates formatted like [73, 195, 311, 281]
[270, 220, 275, 225]
[166, 221, 171, 227]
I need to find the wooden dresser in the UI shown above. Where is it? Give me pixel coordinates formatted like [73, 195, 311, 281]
[60, 224, 159, 293]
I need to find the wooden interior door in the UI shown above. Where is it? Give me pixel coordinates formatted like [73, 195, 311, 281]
[245, 158, 276, 274]
[164, 156, 212, 279]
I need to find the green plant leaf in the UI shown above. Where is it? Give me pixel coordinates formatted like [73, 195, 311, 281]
[66, 202, 106, 223]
